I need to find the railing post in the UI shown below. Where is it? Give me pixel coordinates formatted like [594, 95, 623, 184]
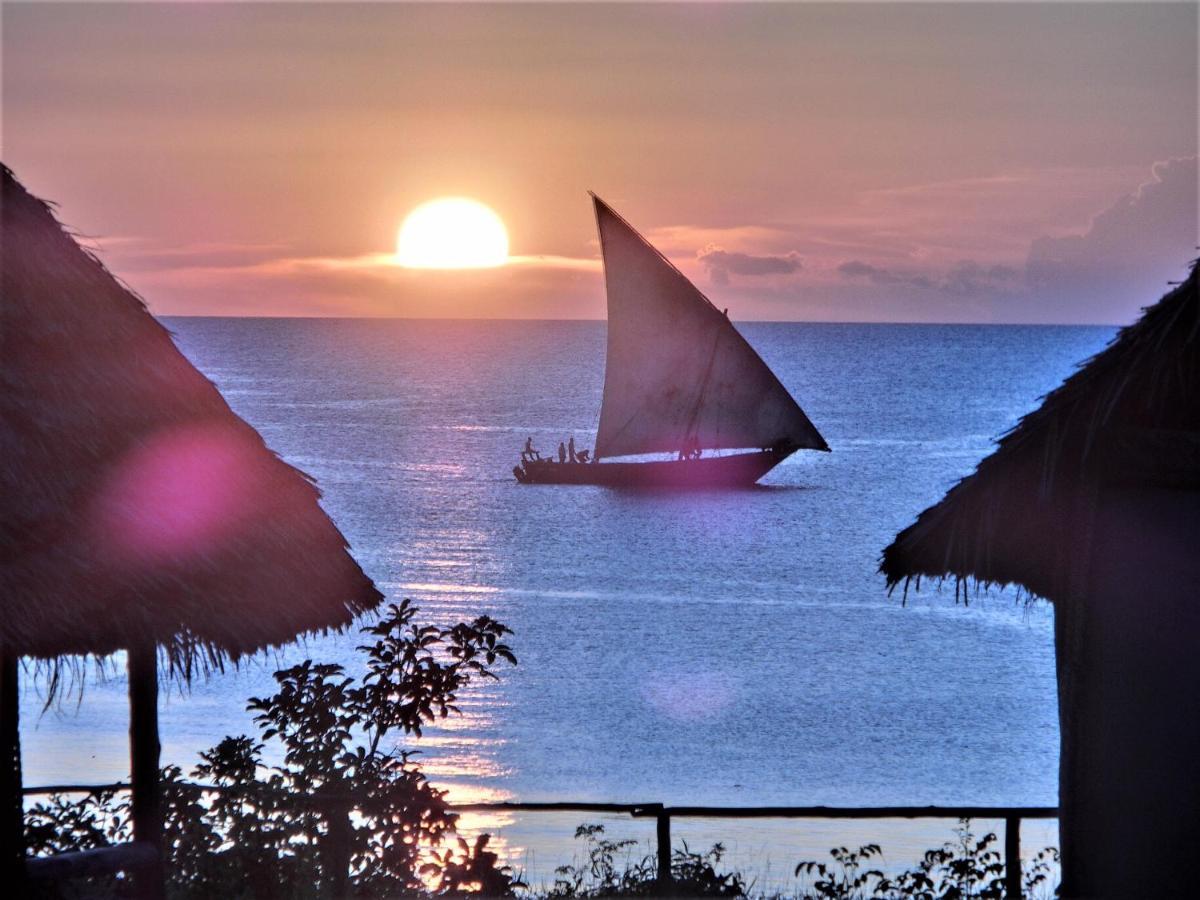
[656, 807, 671, 891]
[1004, 815, 1021, 900]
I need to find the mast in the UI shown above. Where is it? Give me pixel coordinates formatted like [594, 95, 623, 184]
[590, 194, 827, 460]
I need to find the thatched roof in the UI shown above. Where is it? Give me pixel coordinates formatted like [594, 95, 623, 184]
[1, 165, 382, 676]
[881, 259, 1199, 603]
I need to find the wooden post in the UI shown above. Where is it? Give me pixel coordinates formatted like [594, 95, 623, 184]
[655, 808, 671, 891]
[128, 641, 165, 900]
[1, 650, 25, 892]
[1004, 815, 1021, 900]
[324, 795, 351, 897]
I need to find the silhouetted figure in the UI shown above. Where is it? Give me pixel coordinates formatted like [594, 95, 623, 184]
[679, 435, 701, 461]
[558, 441, 567, 463]
[577, 449, 590, 463]
[523, 436, 540, 462]
[568, 436, 577, 462]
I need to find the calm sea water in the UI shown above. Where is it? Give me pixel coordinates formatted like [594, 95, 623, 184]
[21, 319, 1114, 885]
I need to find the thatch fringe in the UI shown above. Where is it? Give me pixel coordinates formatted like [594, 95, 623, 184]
[881, 259, 1200, 603]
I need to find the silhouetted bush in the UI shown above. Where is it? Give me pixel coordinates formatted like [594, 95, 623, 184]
[546, 824, 744, 898]
[538, 819, 1058, 899]
[25, 600, 520, 899]
[793, 819, 1059, 900]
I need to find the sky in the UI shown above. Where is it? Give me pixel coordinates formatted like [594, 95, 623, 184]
[3, 1, 1197, 323]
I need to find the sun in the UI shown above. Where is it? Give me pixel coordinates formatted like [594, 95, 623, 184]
[395, 197, 509, 269]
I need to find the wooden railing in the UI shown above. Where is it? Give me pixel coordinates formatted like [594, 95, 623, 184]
[22, 784, 1057, 899]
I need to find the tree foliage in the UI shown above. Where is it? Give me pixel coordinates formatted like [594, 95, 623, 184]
[793, 819, 1058, 900]
[546, 824, 744, 898]
[26, 600, 520, 899]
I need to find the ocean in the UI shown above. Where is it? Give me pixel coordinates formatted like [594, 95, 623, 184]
[21, 319, 1114, 888]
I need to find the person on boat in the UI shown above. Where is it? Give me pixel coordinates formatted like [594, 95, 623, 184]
[577, 448, 590, 463]
[523, 436, 539, 462]
[558, 441, 567, 463]
[568, 436, 577, 462]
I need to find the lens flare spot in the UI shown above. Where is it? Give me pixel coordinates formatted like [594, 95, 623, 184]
[89, 425, 264, 566]
[642, 670, 739, 722]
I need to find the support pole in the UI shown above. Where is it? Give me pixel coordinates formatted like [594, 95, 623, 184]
[1004, 815, 1021, 900]
[655, 808, 671, 891]
[324, 795, 351, 897]
[1, 650, 24, 892]
[128, 641, 165, 900]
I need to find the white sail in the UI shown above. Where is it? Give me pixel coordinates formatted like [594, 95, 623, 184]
[593, 195, 827, 460]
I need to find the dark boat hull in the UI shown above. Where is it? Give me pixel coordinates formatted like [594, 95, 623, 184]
[514, 449, 793, 487]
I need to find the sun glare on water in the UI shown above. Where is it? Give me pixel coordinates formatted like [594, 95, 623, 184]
[396, 197, 509, 269]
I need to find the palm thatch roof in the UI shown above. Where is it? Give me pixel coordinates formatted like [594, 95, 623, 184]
[881, 259, 1199, 603]
[1, 165, 382, 678]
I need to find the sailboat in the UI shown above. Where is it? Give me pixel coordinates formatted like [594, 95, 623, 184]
[514, 194, 829, 487]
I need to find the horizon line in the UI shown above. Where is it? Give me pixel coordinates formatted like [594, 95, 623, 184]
[158, 314, 1121, 328]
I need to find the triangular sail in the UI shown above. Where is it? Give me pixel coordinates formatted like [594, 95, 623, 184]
[592, 195, 828, 460]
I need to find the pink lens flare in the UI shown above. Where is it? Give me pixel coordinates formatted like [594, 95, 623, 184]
[89, 423, 270, 567]
[642, 669, 740, 723]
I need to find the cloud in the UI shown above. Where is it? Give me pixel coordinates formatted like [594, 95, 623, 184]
[943, 261, 1021, 295]
[122, 248, 605, 318]
[829, 159, 1196, 321]
[1025, 156, 1198, 316]
[837, 259, 925, 286]
[648, 224, 793, 255]
[506, 254, 601, 272]
[841, 165, 1149, 263]
[835, 259, 1022, 301]
[106, 160, 1194, 323]
[122, 248, 598, 279]
[837, 258, 1019, 297]
[697, 244, 802, 285]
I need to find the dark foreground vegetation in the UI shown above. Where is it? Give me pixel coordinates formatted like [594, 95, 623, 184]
[27, 601, 521, 898]
[545, 821, 1058, 899]
[25, 602, 1058, 899]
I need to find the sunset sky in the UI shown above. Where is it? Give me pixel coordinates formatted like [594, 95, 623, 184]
[4, 2, 1196, 323]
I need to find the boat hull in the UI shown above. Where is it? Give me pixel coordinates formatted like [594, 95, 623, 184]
[514, 449, 793, 488]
